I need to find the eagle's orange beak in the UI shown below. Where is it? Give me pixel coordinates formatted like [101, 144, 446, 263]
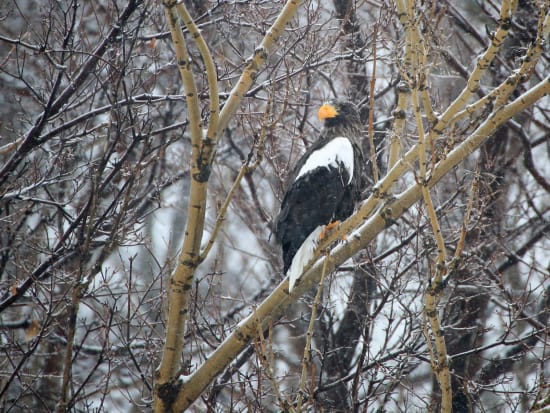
[318, 103, 338, 120]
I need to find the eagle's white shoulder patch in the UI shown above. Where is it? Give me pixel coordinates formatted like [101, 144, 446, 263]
[295, 137, 354, 184]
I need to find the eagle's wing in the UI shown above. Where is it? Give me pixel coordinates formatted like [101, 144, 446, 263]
[275, 137, 357, 290]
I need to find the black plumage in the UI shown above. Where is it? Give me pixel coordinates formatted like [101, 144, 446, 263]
[275, 100, 364, 278]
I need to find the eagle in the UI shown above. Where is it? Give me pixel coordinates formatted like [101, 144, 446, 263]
[275, 100, 364, 291]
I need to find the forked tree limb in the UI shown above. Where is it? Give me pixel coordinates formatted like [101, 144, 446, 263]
[155, 0, 304, 411]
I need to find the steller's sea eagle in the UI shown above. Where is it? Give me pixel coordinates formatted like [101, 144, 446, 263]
[275, 100, 364, 291]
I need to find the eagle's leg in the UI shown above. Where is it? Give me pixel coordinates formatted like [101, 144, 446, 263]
[319, 220, 341, 240]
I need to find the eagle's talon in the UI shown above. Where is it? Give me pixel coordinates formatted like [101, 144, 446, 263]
[320, 220, 341, 240]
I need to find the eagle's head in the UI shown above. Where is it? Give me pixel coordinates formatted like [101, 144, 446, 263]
[318, 100, 362, 142]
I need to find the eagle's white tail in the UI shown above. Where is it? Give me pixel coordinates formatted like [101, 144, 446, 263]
[288, 226, 324, 291]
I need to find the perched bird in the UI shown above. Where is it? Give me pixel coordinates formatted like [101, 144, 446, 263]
[275, 100, 364, 291]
